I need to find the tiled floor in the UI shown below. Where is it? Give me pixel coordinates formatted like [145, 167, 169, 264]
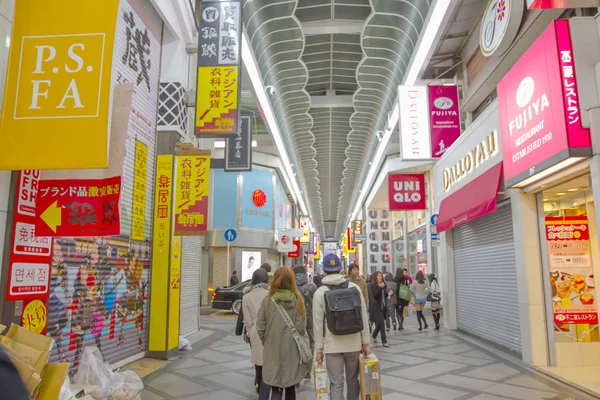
[141, 313, 593, 399]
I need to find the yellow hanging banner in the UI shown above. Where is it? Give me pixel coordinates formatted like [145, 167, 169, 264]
[0, 0, 120, 170]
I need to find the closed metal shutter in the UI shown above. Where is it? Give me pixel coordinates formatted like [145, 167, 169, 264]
[180, 237, 202, 337]
[453, 203, 522, 353]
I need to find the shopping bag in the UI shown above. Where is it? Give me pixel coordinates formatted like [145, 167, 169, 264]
[314, 361, 329, 400]
[359, 354, 381, 400]
[403, 307, 409, 318]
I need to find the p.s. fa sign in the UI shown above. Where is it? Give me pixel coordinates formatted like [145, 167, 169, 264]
[387, 174, 426, 211]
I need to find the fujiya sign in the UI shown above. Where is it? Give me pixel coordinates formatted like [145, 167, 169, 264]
[388, 174, 426, 210]
[480, 0, 525, 57]
[443, 131, 499, 192]
[497, 20, 591, 187]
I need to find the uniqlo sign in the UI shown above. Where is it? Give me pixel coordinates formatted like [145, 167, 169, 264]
[7, 171, 53, 301]
[388, 174, 426, 210]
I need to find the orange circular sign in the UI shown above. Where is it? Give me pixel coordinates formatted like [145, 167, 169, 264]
[22, 299, 47, 334]
[252, 189, 267, 207]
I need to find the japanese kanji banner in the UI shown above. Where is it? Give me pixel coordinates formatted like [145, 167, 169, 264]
[35, 177, 122, 237]
[194, 1, 242, 136]
[6, 171, 53, 301]
[174, 155, 211, 235]
[225, 115, 252, 171]
[131, 139, 148, 241]
[546, 216, 598, 326]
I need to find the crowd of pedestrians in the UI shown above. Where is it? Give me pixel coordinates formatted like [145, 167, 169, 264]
[235, 257, 442, 399]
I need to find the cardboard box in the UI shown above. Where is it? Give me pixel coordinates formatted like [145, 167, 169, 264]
[360, 354, 381, 400]
[0, 342, 41, 394]
[37, 362, 70, 400]
[313, 361, 329, 400]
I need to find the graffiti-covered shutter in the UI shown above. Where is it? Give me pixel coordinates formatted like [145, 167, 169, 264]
[180, 237, 202, 337]
[47, 0, 163, 370]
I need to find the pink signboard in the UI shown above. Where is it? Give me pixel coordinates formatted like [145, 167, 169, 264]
[428, 85, 461, 158]
[387, 174, 426, 211]
[497, 20, 591, 188]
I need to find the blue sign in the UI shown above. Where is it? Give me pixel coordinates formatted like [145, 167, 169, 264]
[430, 214, 439, 227]
[308, 232, 315, 254]
[431, 233, 439, 241]
[224, 229, 237, 242]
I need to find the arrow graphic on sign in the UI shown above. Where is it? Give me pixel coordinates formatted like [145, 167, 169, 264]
[40, 201, 61, 233]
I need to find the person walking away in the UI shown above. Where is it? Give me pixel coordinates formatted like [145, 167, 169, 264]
[347, 263, 369, 310]
[260, 263, 274, 282]
[242, 269, 270, 392]
[384, 272, 397, 331]
[293, 264, 317, 350]
[257, 267, 311, 400]
[313, 254, 370, 400]
[230, 270, 240, 286]
[369, 272, 389, 347]
[403, 268, 413, 286]
[394, 268, 410, 330]
[411, 271, 430, 330]
[428, 273, 442, 330]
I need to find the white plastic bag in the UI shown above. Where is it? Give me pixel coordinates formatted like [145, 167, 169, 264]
[107, 370, 144, 400]
[179, 336, 192, 351]
[72, 346, 114, 399]
[58, 375, 75, 400]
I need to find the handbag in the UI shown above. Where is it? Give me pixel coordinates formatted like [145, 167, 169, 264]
[427, 281, 441, 302]
[272, 299, 313, 364]
[398, 284, 412, 302]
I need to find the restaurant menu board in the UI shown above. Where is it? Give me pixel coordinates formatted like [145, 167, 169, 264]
[546, 216, 598, 325]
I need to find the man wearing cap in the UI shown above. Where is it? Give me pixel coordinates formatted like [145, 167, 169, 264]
[312, 254, 370, 400]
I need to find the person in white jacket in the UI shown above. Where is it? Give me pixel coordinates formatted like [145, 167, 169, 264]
[313, 254, 370, 400]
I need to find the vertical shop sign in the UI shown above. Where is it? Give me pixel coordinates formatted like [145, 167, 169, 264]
[308, 232, 315, 254]
[174, 155, 211, 235]
[225, 115, 252, 171]
[7, 171, 53, 301]
[497, 20, 591, 188]
[288, 239, 301, 258]
[168, 236, 181, 350]
[428, 85, 461, 158]
[195, 1, 242, 136]
[132, 140, 148, 240]
[367, 210, 392, 274]
[300, 217, 310, 243]
[0, 0, 120, 170]
[388, 174, 426, 210]
[352, 220, 365, 245]
[35, 177, 121, 237]
[546, 216, 598, 325]
[398, 86, 431, 160]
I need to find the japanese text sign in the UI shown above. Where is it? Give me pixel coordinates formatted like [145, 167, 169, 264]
[7, 171, 53, 301]
[0, 0, 120, 170]
[195, 1, 242, 136]
[35, 177, 122, 237]
[22, 299, 48, 335]
[132, 140, 148, 241]
[174, 155, 211, 235]
[153, 155, 174, 252]
[429, 85, 461, 158]
[388, 174, 426, 210]
[497, 20, 591, 188]
[225, 115, 252, 171]
[545, 216, 598, 325]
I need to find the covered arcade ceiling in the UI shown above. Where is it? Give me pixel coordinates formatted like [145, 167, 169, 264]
[242, 0, 433, 238]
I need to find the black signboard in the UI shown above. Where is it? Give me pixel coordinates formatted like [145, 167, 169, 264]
[225, 116, 252, 171]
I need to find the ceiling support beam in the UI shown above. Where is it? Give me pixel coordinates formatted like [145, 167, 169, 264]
[302, 20, 363, 35]
[310, 91, 353, 108]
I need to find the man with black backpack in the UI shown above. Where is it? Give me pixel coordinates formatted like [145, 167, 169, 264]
[313, 254, 370, 400]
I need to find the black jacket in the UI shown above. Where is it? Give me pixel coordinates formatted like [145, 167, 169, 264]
[230, 275, 239, 286]
[369, 282, 387, 324]
[0, 349, 29, 400]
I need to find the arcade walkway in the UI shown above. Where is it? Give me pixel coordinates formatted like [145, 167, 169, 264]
[140, 313, 591, 400]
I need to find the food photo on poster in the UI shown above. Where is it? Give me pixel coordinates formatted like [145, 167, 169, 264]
[546, 216, 598, 327]
[241, 251, 261, 282]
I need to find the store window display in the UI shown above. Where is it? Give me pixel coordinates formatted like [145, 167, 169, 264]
[540, 174, 599, 343]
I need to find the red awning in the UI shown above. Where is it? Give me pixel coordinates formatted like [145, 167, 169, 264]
[437, 162, 503, 233]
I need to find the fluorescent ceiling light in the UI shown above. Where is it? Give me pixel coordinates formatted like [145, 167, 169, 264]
[214, 141, 225, 148]
[348, 0, 451, 226]
[242, 31, 308, 218]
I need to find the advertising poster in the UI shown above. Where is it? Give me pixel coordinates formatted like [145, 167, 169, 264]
[367, 210, 392, 274]
[7, 171, 53, 301]
[242, 251, 261, 282]
[35, 177, 122, 237]
[174, 155, 211, 235]
[429, 85, 461, 158]
[195, 1, 242, 135]
[546, 216, 598, 325]
[242, 169, 273, 229]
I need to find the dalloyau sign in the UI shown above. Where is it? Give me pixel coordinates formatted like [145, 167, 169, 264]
[497, 20, 592, 188]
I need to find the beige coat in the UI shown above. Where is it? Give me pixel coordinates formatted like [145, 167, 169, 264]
[257, 292, 311, 388]
[242, 283, 269, 366]
[348, 274, 369, 308]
